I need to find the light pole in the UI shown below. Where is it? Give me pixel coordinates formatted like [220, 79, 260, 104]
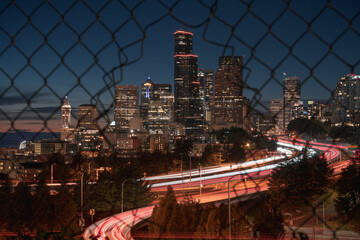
[189, 153, 192, 183]
[50, 163, 54, 184]
[121, 178, 136, 213]
[80, 172, 85, 232]
[199, 165, 202, 200]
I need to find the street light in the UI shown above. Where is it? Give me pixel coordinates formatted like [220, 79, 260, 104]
[80, 172, 85, 232]
[228, 173, 246, 240]
[121, 178, 137, 213]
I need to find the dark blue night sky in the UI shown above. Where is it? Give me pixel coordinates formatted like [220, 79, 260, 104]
[1, 0, 360, 133]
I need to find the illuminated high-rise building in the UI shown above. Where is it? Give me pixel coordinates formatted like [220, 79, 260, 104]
[174, 30, 204, 138]
[334, 74, 360, 123]
[212, 56, 246, 129]
[140, 77, 173, 134]
[61, 96, 75, 141]
[114, 85, 139, 130]
[140, 77, 154, 129]
[283, 76, 301, 129]
[62, 96, 71, 128]
[270, 98, 284, 131]
[78, 104, 98, 130]
[198, 69, 214, 112]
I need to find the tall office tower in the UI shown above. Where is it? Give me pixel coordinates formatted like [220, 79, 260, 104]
[212, 56, 244, 128]
[174, 30, 203, 137]
[334, 74, 360, 123]
[140, 77, 154, 129]
[198, 69, 214, 108]
[148, 90, 174, 135]
[78, 104, 98, 130]
[114, 85, 139, 130]
[283, 76, 301, 129]
[270, 99, 284, 131]
[62, 96, 71, 128]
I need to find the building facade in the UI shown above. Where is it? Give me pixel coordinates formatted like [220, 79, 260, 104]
[173, 30, 204, 138]
[283, 76, 301, 129]
[269, 98, 284, 131]
[78, 104, 98, 130]
[114, 85, 139, 131]
[334, 74, 360, 123]
[211, 56, 245, 129]
[61, 96, 75, 141]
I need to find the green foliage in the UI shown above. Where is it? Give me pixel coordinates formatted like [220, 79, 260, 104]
[174, 139, 194, 161]
[268, 154, 333, 212]
[0, 174, 12, 222]
[8, 182, 33, 235]
[53, 188, 77, 231]
[288, 118, 328, 135]
[335, 161, 360, 233]
[150, 190, 270, 239]
[213, 127, 250, 144]
[136, 150, 173, 175]
[149, 186, 177, 234]
[32, 176, 53, 232]
[329, 125, 360, 145]
[201, 144, 222, 166]
[87, 154, 154, 214]
[229, 140, 246, 162]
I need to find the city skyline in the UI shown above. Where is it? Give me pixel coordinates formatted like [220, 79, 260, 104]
[1, 0, 360, 133]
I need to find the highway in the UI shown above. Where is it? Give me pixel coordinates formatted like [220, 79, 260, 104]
[84, 140, 348, 240]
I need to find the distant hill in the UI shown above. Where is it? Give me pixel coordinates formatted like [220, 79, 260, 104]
[0, 131, 61, 148]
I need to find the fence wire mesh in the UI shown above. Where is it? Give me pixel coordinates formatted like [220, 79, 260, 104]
[0, 0, 360, 239]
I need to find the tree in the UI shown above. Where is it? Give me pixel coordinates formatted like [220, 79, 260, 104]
[213, 127, 250, 144]
[267, 154, 333, 212]
[0, 174, 12, 229]
[201, 144, 222, 166]
[174, 139, 194, 160]
[229, 140, 246, 162]
[204, 207, 221, 238]
[149, 186, 177, 235]
[335, 161, 360, 233]
[8, 182, 33, 236]
[288, 118, 327, 136]
[53, 187, 77, 232]
[252, 203, 284, 239]
[32, 175, 53, 232]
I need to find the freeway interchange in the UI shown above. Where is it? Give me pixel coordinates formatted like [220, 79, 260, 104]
[84, 139, 350, 240]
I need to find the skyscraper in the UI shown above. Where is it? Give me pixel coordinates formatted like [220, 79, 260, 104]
[114, 85, 139, 130]
[270, 98, 284, 131]
[140, 77, 173, 134]
[334, 74, 360, 123]
[62, 96, 71, 129]
[140, 77, 154, 129]
[212, 56, 245, 129]
[78, 104, 98, 130]
[283, 76, 301, 129]
[198, 69, 214, 116]
[61, 96, 74, 141]
[173, 30, 203, 138]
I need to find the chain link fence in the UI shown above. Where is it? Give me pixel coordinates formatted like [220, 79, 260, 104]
[0, 0, 360, 239]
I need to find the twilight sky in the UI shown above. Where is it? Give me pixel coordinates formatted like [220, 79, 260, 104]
[0, 0, 360, 134]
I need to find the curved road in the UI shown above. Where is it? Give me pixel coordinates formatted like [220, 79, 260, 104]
[84, 140, 346, 240]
